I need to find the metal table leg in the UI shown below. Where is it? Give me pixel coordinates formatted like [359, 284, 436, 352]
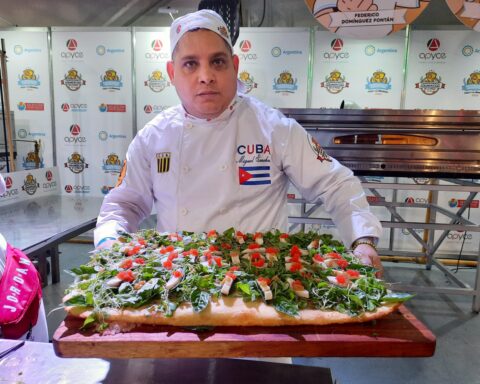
[49, 246, 60, 284]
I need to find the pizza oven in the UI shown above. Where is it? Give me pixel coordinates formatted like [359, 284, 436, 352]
[280, 108, 480, 179]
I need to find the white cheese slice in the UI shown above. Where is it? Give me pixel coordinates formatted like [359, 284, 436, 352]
[327, 275, 349, 287]
[265, 252, 278, 263]
[230, 251, 240, 265]
[286, 277, 309, 298]
[257, 279, 273, 301]
[241, 247, 266, 254]
[165, 273, 182, 290]
[105, 276, 123, 288]
[307, 239, 321, 249]
[221, 276, 234, 295]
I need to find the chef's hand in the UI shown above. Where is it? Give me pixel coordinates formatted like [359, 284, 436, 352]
[337, 0, 378, 12]
[353, 243, 384, 278]
[96, 237, 119, 250]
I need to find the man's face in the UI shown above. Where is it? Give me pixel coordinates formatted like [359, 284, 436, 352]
[167, 30, 239, 120]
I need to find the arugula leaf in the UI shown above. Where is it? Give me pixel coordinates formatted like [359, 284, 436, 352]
[273, 297, 299, 317]
[80, 314, 97, 330]
[191, 290, 211, 313]
[382, 292, 415, 303]
[236, 282, 251, 295]
[70, 265, 96, 275]
[222, 227, 235, 238]
[64, 294, 87, 306]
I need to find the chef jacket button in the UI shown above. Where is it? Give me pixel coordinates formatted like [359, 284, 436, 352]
[185, 122, 193, 129]
[220, 164, 228, 171]
[182, 165, 190, 173]
[180, 208, 188, 215]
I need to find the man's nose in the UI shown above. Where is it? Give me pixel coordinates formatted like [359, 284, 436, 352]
[198, 65, 215, 84]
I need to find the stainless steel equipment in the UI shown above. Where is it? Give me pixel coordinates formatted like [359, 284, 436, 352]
[280, 108, 480, 312]
[280, 109, 480, 179]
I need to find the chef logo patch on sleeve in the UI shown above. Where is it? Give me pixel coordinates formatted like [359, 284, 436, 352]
[156, 152, 171, 173]
[308, 135, 332, 163]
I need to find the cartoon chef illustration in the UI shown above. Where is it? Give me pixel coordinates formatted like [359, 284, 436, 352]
[446, 0, 480, 31]
[307, 0, 429, 38]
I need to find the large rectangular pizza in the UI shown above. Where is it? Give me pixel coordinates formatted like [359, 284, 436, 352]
[63, 229, 412, 332]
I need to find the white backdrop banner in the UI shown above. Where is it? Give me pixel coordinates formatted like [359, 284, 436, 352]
[0, 166, 59, 206]
[135, 28, 179, 132]
[234, 28, 310, 108]
[51, 28, 133, 197]
[312, 30, 405, 109]
[435, 179, 480, 256]
[405, 30, 480, 110]
[0, 29, 53, 170]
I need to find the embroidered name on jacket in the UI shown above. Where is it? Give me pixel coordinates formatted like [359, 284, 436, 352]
[236, 144, 271, 167]
[156, 152, 171, 173]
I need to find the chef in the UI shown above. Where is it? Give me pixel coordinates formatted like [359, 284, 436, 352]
[94, 9, 383, 274]
[0, 174, 48, 342]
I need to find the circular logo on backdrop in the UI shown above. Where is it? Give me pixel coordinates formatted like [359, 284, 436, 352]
[304, 0, 430, 39]
[70, 124, 81, 136]
[446, 0, 480, 32]
[239, 40, 251, 52]
[66, 39, 78, 51]
[98, 131, 108, 141]
[14, 45, 23, 55]
[5, 177, 13, 189]
[17, 128, 28, 139]
[151, 40, 163, 52]
[45, 170, 53, 181]
[144, 105, 153, 114]
[96, 45, 106, 55]
[271, 47, 281, 57]
[427, 38, 440, 52]
[365, 45, 376, 56]
[331, 38, 343, 51]
[65, 185, 73, 193]
[462, 45, 474, 57]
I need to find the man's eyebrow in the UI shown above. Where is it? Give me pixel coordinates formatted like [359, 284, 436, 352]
[178, 51, 229, 61]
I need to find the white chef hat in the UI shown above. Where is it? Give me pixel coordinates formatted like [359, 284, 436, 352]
[170, 9, 232, 56]
[0, 174, 5, 195]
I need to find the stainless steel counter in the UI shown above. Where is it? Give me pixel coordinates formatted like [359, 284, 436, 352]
[0, 195, 103, 285]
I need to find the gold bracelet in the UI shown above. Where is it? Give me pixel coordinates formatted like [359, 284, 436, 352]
[351, 239, 378, 252]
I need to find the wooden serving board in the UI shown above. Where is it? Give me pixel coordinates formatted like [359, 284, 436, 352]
[53, 305, 435, 359]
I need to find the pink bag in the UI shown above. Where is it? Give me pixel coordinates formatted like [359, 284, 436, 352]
[0, 244, 42, 339]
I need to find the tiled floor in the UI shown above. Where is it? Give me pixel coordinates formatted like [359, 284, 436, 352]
[43, 243, 480, 384]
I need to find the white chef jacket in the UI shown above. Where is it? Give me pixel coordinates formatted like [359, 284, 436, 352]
[95, 94, 382, 247]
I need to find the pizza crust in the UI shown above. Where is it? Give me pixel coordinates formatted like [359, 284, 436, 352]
[65, 296, 402, 327]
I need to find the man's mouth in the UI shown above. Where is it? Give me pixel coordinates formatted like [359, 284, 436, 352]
[197, 90, 219, 96]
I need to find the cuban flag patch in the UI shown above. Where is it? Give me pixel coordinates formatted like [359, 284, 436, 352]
[239, 166, 271, 185]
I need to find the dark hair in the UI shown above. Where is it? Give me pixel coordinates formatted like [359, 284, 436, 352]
[171, 27, 233, 60]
